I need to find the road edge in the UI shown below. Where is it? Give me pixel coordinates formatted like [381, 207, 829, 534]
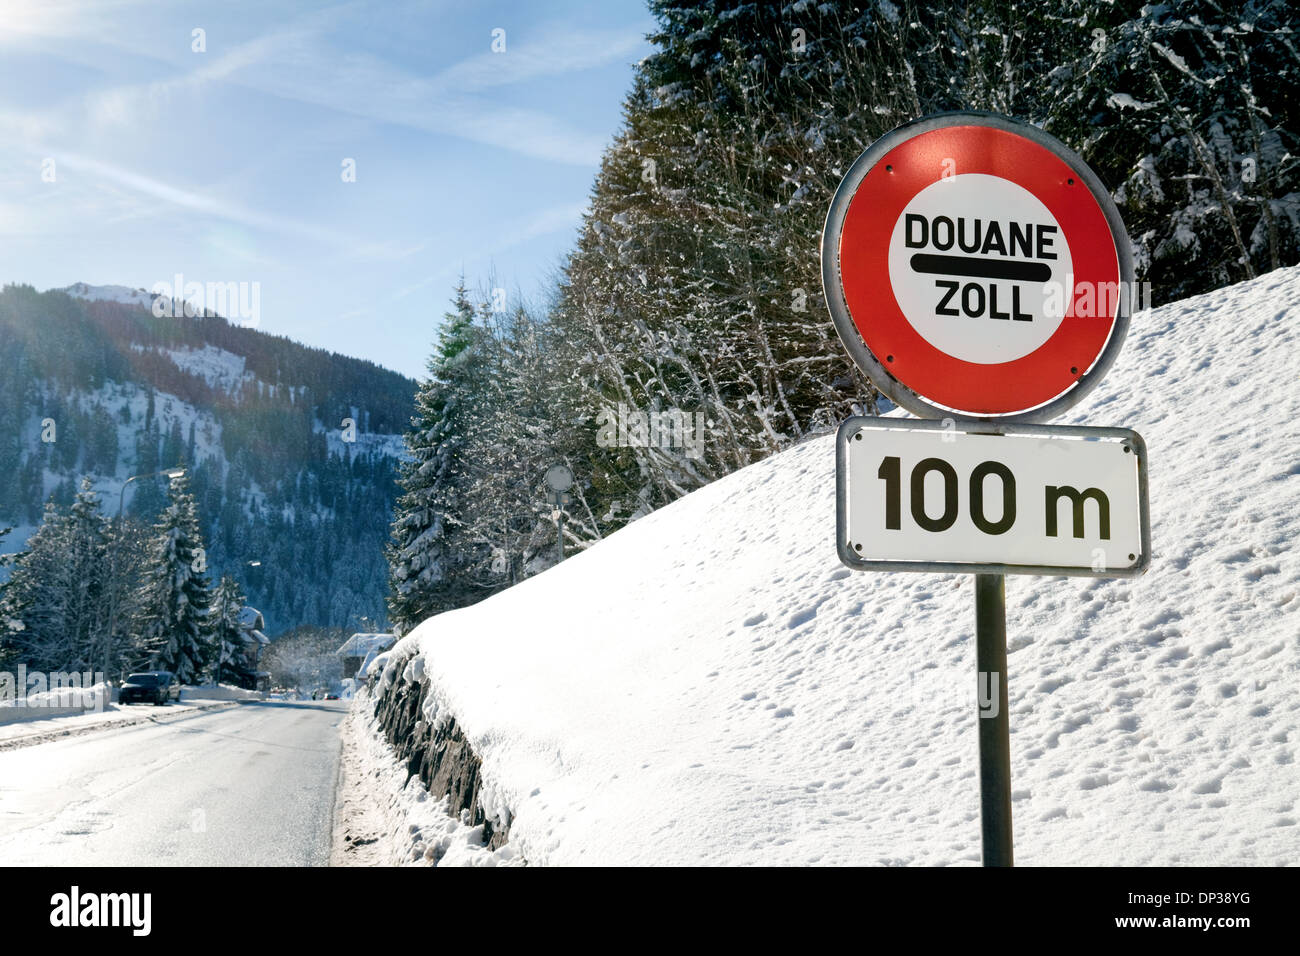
[0, 700, 242, 753]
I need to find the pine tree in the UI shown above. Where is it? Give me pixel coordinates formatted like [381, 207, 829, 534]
[63, 478, 109, 670]
[0, 481, 108, 671]
[1, 502, 72, 670]
[385, 284, 492, 633]
[1039, 0, 1300, 302]
[135, 475, 212, 682]
[102, 514, 150, 677]
[209, 575, 251, 686]
[459, 300, 563, 586]
[0, 525, 17, 672]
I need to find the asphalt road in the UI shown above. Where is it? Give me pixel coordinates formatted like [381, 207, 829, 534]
[0, 700, 347, 866]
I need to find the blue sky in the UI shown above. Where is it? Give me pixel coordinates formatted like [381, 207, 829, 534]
[0, 0, 655, 378]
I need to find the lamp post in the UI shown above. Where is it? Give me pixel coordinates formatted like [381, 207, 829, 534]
[102, 467, 185, 683]
[544, 464, 574, 564]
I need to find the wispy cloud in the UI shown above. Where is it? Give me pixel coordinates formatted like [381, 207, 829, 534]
[381, 199, 588, 306]
[423, 22, 654, 96]
[79, 14, 652, 166]
[49, 149, 406, 257]
[0, 0, 156, 44]
[85, 27, 299, 129]
[0, 0, 650, 377]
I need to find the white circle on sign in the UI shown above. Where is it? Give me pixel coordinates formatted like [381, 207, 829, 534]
[887, 174, 1073, 365]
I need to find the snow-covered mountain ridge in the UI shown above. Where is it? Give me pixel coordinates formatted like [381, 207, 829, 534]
[63, 283, 158, 309]
[378, 265, 1300, 865]
[0, 282, 416, 634]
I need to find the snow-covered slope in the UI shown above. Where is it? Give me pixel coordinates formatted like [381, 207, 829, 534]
[387, 266, 1300, 866]
[162, 345, 251, 394]
[61, 282, 158, 310]
[1, 282, 415, 632]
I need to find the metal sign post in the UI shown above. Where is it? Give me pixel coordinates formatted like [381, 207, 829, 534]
[544, 464, 574, 564]
[836, 415, 1150, 865]
[822, 112, 1149, 867]
[975, 572, 1012, 867]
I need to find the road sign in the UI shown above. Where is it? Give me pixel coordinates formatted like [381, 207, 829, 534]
[837, 417, 1150, 577]
[822, 112, 1135, 422]
[544, 464, 574, 493]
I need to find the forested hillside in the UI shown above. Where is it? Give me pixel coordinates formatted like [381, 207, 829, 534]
[386, 0, 1300, 633]
[0, 283, 414, 634]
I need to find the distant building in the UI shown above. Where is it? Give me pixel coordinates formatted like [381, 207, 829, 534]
[337, 632, 395, 679]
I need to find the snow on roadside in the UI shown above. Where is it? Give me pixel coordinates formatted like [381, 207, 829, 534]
[0, 681, 110, 712]
[383, 265, 1300, 866]
[0, 697, 238, 750]
[0, 683, 257, 742]
[183, 684, 265, 702]
[332, 687, 521, 867]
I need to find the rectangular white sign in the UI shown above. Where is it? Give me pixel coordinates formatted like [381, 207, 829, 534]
[837, 417, 1150, 577]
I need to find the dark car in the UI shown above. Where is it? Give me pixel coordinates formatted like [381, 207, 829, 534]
[119, 671, 180, 706]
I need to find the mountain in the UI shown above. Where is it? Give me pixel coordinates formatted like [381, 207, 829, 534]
[371, 265, 1300, 865]
[0, 282, 415, 635]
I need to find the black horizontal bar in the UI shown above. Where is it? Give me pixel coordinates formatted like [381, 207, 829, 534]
[910, 254, 1052, 283]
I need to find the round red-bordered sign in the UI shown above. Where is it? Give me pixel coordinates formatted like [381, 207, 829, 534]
[822, 112, 1134, 421]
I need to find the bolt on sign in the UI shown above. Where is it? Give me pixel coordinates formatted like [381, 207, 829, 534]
[823, 111, 1135, 422]
[821, 112, 1152, 867]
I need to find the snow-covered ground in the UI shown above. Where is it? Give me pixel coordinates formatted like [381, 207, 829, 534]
[0, 684, 260, 739]
[13, 377, 226, 509]
[163, 345, 253, 395]
[332, 687, 520, 866]
[319, 420, 408, 462]
[0, 695, 241, 750]
[377, 266, 1300, 866]
[0, 682, 112, 724]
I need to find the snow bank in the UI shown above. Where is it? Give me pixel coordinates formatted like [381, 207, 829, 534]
[387, 266, 1300, 865]
[0, 683, 110, 724]
[335, 688, 521, 866]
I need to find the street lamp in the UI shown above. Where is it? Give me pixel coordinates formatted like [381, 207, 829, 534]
[103, 466, 186, 683]
[116, 466, 186, 520]
[544, 464, 574, 564]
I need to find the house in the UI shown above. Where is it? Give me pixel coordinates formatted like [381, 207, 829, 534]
[337, 632, 395, 679]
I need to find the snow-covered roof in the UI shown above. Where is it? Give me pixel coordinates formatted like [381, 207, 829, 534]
[238, 606, 265, 631]
[241, 629, 269, 646]
[337, 632, 395, 657]
[356, 649, 391, 680]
